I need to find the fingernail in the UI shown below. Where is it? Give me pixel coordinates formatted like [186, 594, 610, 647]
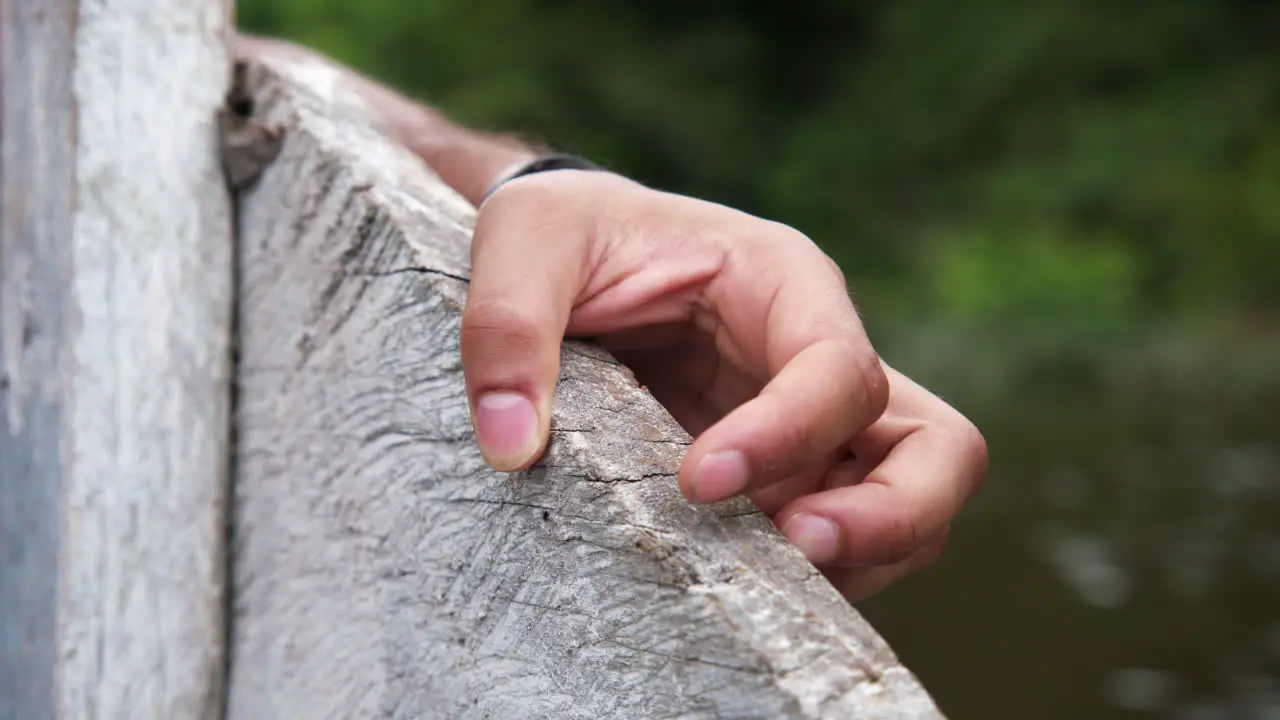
[783, 513, 841, 565]
[474, 391, 540, 470]
[692, 450, 750, 503]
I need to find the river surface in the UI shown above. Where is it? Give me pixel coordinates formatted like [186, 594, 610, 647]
[859, 345, 1280, 719]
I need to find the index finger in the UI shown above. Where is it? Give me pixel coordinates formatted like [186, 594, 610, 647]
[677, 229, 891, 503]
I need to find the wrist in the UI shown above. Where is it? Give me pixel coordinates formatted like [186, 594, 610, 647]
[403, 120, 537, 207]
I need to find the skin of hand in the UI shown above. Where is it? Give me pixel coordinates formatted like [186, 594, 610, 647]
[233, 34, 988, 602]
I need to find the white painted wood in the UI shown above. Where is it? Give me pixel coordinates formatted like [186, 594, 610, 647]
[1, 0, 234, 718]
[227, 55, 944, 720]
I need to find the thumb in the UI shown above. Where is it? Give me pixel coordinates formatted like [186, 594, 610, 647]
[461, 179, 591, 471]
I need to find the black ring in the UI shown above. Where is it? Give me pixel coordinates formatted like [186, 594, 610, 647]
[482, 153, 603, 203]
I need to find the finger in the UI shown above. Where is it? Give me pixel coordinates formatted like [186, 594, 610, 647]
[678, 236, 890, 504]
[774, 405, 986, 567]
[746, 446, 855, 516]
[680, 340, 884, 503]
[823, 527, 950, 603]
[461, 183, 590, 471]
[748, 466, 827, 517]
[679, 327, 888, 504]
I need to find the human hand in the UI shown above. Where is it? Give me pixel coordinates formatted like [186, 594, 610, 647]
[228, 32, 988, 600]
[464, 169, 988, 601]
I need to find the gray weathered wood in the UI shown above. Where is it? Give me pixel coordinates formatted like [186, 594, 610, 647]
[228, 55, 944, 720]
[0, 0, 235, 718]
[0, 2, 76, 716]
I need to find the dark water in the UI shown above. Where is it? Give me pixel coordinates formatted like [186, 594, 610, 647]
[860, 348, 1280, 719]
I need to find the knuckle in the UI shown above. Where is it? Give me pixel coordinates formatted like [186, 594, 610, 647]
[769, 412, 817, 477]
[477, 174, 579, 236]
[913, 529, 951, 572]
[854, 350, 890, 421]
[765, 220, 817, 248]
[853, 500, 920, 566]
[823, 340, 889, 425]
[476, 172, 609, 258]
[746, 221, 819, 259]
[759, 222, 847, 286]
[877, 512, 921, 565]
[965, 420, 990, 477]
[948, 414, 989, 496]
[825, 254, 848, 285]
[461, 298, 551, 354]
[921, 392, 990, 498]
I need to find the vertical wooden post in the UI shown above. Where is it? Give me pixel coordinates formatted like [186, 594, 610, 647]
[1, 0, 235, 717]
[0, 1, 74, 717]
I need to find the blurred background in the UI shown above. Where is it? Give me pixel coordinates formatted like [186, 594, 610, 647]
[238, 1, 1279, 717]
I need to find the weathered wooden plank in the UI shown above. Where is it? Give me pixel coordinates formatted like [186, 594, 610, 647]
[0, 1, 77, 717]
[228, 55, 944, 720]
[0, 0, 235, 717]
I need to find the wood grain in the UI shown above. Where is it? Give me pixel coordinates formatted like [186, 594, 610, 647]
[1, 1, 77, 715]
[1, 0, 234, 717]
[228, 55, 944, 720]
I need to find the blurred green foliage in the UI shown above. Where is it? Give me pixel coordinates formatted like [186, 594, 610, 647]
[239, 0, 1279, 383]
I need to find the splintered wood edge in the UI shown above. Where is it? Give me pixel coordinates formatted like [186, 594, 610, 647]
[231, 54, 943, 720]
